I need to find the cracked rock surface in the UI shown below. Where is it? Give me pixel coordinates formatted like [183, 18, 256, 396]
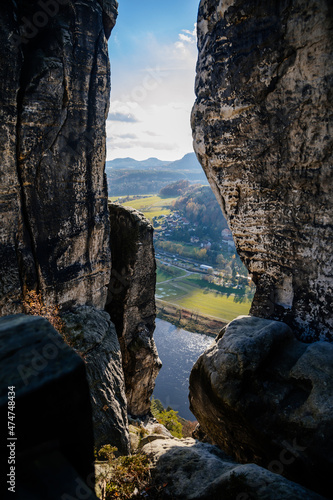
[192, 0, 333, 341]
[0, 0, 117, 313]
[141, 437, 326, 500]
[62, 305, 130, 455]
[106, 203, 161, 417]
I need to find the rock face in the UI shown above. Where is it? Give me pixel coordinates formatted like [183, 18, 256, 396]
[0, 0, 117, 314]
[192, 0, 333, 341]
[141, 437, 325, 500]
[106, 203, 161, 417]
[189, 316, 333, 497]
[0, 315, 98, 497]
[62, 306, 130, 455]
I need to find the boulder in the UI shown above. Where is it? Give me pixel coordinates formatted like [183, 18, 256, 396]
[0, 314, 98, 498]
[142, 437, 326, 499]
[62, 306, 130, 455]
[192, 0, 333, 341]
[189, 316, 333, 497]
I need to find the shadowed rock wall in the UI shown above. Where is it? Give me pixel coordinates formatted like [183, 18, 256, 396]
[0, 315, 99, 498]
[106, 203, 161, 417]
[0, 0, 117, 314]
[192, 0, 333, 341]
[62, 305, 131, 455]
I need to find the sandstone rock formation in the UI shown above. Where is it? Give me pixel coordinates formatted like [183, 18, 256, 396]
[106, 203, 161, 417]
[0, 0, 162, 458]
[192, 0, 333, 341]
[0, 315, 98, 497]
[62, 306, 130, 455]
[189, 316, 333, 497]
[0, 0, 117, 314]
[141, 437, 326, 499]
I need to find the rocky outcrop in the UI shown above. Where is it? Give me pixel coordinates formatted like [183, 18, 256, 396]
[106, 203, 161, 417]
[0, 315, 98, 497]
[141, 437, 326, 500]
[0, 0, 161, 457]
[189, 316, 333, 497]
[0, 0, 117, 314]
[192, 0, 333, 341]
[62, 306, 130, 455]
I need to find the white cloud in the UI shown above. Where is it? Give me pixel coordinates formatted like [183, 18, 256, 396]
[107, 24, 198, 161]
[179, 34, 194, 43]
[108, 111, 139, 123]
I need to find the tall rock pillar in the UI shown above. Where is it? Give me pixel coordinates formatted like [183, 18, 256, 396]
[192, 0, 333, 341]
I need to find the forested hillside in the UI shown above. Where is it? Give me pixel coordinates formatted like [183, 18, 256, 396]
[172, 185, 229, 240]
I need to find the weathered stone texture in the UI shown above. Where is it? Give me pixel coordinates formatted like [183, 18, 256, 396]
[62, 306, 130, 455]
[189, 316, 333, 497]
[0, 2, 24, 315]
[192, 0, 333, 341]
[141, 437, 326, 500]
[0, 0, 118, 314]
[106, 203, 161, 417]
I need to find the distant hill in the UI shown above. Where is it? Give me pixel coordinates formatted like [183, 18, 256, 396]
[106, 153, 208, 196]
[107, 169, 187, 196]
[106, 157, 171, 170]
[166, 153, 203, 172]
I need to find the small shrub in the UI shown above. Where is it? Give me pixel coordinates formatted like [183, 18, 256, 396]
[96, 445, 151, 499]
[23, 290, 76, 352]
[151, 397, 164, 418]
[96, 445, 118, 462]
[150, 398, 183, 439]
[157, 409, 183, 439]
[181, 420, 198, 438]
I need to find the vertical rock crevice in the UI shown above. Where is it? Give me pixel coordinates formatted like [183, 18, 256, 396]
[0, 0, 117, 314]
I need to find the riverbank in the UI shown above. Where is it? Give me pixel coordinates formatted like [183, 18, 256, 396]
[156, 299, 226, 337]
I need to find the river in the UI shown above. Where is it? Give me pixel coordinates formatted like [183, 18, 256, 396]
[153, 318, 214, 420]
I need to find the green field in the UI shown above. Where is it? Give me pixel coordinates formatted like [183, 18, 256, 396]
[156, 263, 187, 283]
[110, 195, 176, 222]
[111, 194, 252, 323]
[156, 274, 252, 322]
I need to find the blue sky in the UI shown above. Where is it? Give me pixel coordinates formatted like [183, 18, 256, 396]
[106, 0, 199, 161]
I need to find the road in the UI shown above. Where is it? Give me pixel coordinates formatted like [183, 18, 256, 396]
[155, 249, 217, 275]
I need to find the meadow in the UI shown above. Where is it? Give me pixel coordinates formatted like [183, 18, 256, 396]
[111, 194, 253, 324]
[109, 195, 176, 221]
[156, 269, 252, 323]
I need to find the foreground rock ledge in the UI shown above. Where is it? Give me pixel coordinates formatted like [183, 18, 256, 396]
[0, 315, 98, 497]
[189, 316, 333, 497]
[141, 437, 326, 500]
